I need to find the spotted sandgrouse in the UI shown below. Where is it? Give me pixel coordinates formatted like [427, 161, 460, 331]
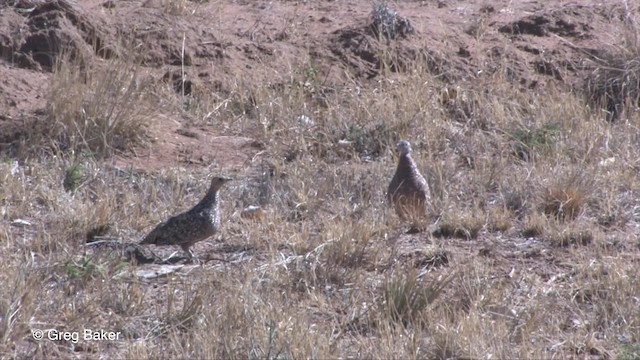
[387, 140, 430, 229]
[140, 176, 232, 259]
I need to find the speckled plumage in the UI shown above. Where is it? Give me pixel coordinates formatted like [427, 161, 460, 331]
[387, 140, 430, 223]
[140, 176, 231, 257]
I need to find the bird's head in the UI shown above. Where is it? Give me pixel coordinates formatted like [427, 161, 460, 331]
[396, 140, 412, 156]
[210, 176, 233, 191]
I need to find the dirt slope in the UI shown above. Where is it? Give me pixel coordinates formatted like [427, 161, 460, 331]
[0, 0, 630, 169]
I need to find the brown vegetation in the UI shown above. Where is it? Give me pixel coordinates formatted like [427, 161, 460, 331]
[0, 0, 639, 358]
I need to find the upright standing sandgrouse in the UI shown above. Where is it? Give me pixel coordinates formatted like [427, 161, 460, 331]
[387, 140, 430, 230]
[140, 176, 232, 259]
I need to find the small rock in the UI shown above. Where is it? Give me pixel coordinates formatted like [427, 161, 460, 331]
[10, 161, 19, 176]
[11, 219, 32, 227]
[241, 205, 266, 220]
[136, 264, 185, 280]
[297, 115, 314, 128]
[599, 157, 615, 167]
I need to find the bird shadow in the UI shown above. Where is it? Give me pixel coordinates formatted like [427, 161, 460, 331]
[85, 238, 255, 266]
[406, 226, 425, 234]
[85, 239, 199, 265]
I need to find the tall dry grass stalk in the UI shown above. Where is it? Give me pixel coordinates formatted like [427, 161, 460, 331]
[47, 48, 159, 157]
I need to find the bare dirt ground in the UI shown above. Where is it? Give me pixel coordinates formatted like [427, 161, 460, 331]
[1, 0, 639, 358]
[0, 0, 629, 165]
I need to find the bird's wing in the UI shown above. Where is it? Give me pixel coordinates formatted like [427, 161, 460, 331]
[140, 212, 195, 246]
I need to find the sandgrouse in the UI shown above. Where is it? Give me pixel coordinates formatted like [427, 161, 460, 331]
[387, 140, 430, 230]
[140, 176, 232, 259]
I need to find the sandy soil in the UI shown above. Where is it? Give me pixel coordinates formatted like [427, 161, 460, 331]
[0, 0, 629, 169]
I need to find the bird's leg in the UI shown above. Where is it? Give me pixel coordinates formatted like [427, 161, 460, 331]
[408, 214, 428, 233]
[182, 246, 202, 265]
[181, 245, 194, 261]
[405, 200, 428, 234]
[161, 250, 181, 264]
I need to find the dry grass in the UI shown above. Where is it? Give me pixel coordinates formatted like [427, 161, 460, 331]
[585, 53, 640, 122]
[584, 18, 640, 121]
[541, 175, 590, 222]
[46, 48, 159, 158]
[1, 6, 640, 360]
[162, 0, 188, 15]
